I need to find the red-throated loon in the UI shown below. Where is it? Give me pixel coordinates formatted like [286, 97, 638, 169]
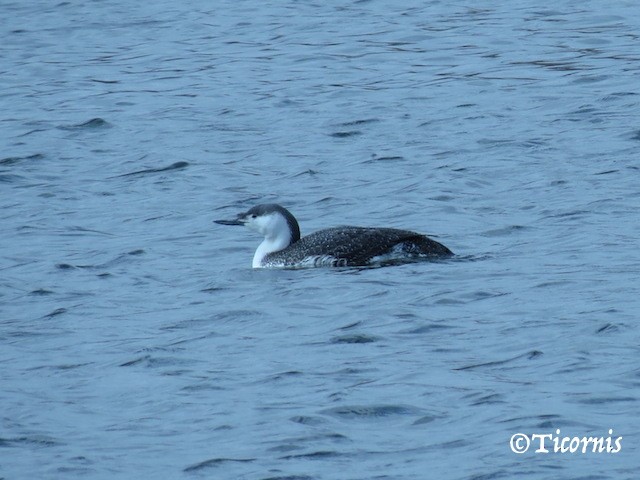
[215, 204, 453, 268]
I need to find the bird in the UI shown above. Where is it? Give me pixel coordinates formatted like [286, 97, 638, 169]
[215, 203, 453, 268]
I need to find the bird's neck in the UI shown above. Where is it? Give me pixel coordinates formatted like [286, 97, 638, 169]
[252, 233, 291, 268]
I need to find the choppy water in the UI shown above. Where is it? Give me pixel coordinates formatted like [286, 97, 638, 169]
[2, 1, 639, 479]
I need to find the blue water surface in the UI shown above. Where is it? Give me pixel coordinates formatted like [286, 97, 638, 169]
[1, 1, 639, 479]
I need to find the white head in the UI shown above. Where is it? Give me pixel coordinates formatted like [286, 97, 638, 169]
[215, 204, 301, 267]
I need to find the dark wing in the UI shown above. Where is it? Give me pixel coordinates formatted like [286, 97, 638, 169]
[280, 227, 452, 266]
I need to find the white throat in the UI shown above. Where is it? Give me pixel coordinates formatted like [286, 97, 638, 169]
[250, 213, 293, 268]
[253, 235, 290, 267]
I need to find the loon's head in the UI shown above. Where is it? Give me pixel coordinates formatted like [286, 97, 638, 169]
[215, 204, 301, 267]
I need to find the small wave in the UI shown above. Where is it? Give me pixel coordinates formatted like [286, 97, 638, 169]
[114, 161, 189, 178]
[183, 457, 254, 472]
[0, 153, 45, 165]
[321, 404, 424, 420]
[59, 118, 111, 130]
[329, 130, 362, 138]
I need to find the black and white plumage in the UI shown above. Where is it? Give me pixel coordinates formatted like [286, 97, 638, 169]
[215, 204, 453, 268]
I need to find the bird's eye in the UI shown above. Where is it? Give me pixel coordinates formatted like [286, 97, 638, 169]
[251, 214, 257, 219]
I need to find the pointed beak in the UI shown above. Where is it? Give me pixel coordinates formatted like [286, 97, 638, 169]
[214, 218, 245, 226]
[214, 210, 248, 226]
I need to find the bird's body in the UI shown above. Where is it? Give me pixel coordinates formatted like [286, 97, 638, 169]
[215, 204, 453, 268]
[260, 226, 451, 267]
